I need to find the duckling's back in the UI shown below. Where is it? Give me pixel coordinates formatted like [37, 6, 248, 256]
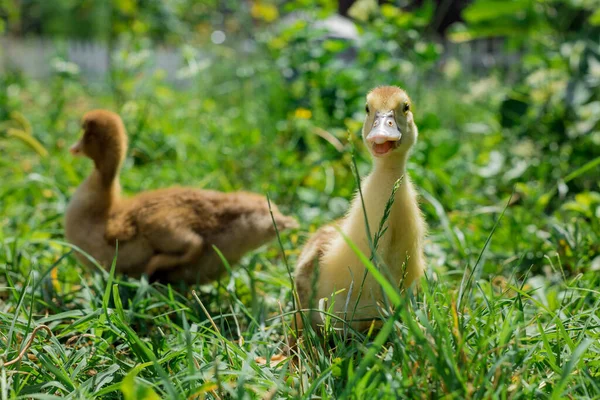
[104, 187, 297, 284]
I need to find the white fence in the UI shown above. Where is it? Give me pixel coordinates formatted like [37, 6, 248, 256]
[0, 37, 187, 82]
[0, 35, 516, 82]
[443, 37, 519, 74]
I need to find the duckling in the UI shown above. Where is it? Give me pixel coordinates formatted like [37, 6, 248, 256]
[294, 86, 426, 333]
[64, 109, 298, 284]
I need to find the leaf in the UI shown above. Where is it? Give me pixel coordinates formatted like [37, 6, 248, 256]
[551, 339, 593, 399]
[37, 353, 75, 391]
[380, 4, 401, 18]
[562, 201, 590, 216]
[348, 0, 379, 21]
[340, 231, 401, 307]
[340, 310, 399, 397]
[448, 22, 530, 42]
[188, 382, 219, 398]
[121, 369, 161, 400]
[575, 192, 600, 207]
[500, 97, 529, 128]
[114, 0, 136, 15]
[91, 364, 120, 393]
[462, 0, 530, 23]
[322, 40, 347, 53]
[590, 8, 600, 26]
[564, 156, 600, 183]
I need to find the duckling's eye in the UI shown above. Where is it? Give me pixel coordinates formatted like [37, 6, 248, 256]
[403, 103, 410, 113]
[365, 104, 370, 114]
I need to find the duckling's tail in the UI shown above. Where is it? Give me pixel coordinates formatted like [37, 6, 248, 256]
[274, 214, 299, 231]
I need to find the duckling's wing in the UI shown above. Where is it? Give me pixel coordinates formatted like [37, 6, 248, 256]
[143, 228, 205, 277]
[104, 189, 218, 244]
[105, 208, 138, 243]
[295, 225, 338, 309]
[141, 189, 220, 233]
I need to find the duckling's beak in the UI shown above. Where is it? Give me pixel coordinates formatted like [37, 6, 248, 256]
[366, 111, 402, 156]
[69, 140, 83, 156]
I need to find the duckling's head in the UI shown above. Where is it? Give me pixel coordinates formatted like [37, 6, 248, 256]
[362, 86, 417, 159]
[70, 110, 128, 171]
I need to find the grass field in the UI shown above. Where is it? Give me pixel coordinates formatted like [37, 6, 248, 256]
[1, 48, 599, 398]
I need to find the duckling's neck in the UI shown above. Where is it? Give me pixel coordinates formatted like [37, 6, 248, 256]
[372, 152, 408, 176]
[94, 154, 123, 187]
[360, 152, 410, 237]
[69, 160, 122, 221]
[83, 167, 122, 215]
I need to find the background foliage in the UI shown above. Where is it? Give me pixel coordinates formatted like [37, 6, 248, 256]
[1, 0, 599, 398]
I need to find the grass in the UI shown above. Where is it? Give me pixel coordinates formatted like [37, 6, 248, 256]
[1, 47, 599, 399]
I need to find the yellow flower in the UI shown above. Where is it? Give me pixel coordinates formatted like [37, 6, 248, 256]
[294, 108, 312, 120]
[51, 267, 61, 293]
[251, 2, 279, 23]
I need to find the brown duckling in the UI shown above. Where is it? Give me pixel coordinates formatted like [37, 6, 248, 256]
[64, 109, 298, 284]
[294, 86, 426, 333]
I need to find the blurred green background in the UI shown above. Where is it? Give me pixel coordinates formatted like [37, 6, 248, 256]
[1, 1, 599, 397]
[2, 0, 598, 276]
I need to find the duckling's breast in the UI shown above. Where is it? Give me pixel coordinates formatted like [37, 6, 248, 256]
[65, 219, 114, 268]
[65, 217, 154, 273]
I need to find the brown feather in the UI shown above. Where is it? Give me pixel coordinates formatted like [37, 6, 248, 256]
[65, 109, 298, 285]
